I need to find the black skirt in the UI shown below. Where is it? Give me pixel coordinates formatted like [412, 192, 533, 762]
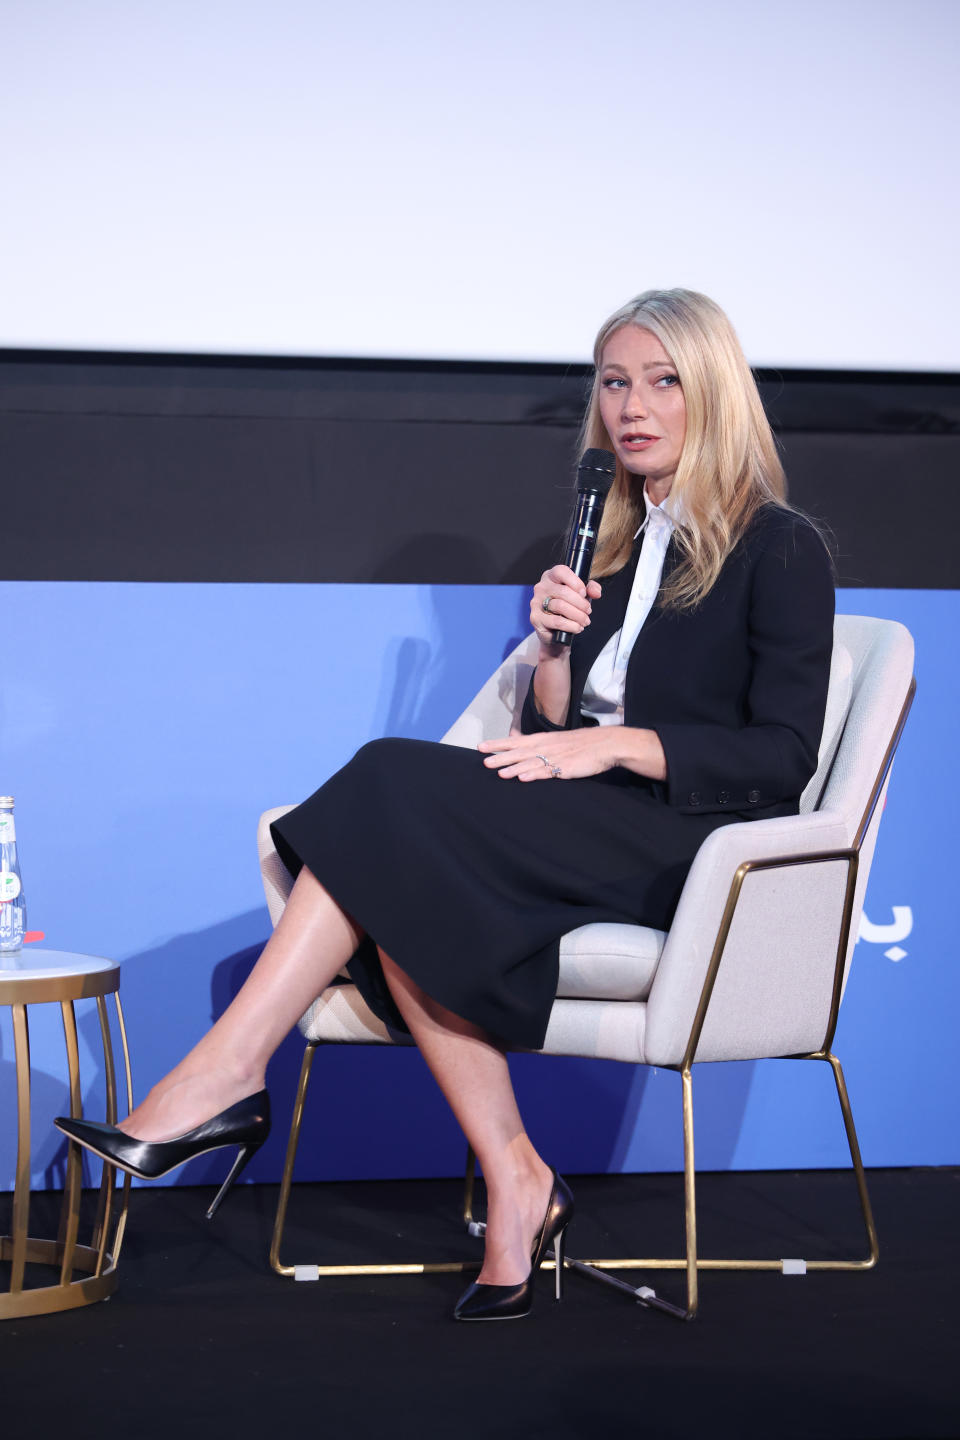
[270, 737, 735, 1051]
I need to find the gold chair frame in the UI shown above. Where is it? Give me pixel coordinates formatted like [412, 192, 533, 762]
[267, 681, 914, 1320]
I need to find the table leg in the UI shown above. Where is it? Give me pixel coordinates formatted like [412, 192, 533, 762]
[10, 1004, 32, 1294]
[111, 993, 133, 1262]
[90, 995, 117, 1274]
[57, 1000, 83, 1285]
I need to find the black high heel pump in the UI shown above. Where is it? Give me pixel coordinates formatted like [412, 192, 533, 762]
[54, 1090, 271, 1220]
[454, 1168, 574, 1322]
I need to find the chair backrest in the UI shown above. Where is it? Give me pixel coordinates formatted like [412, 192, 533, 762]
[816, 614, 915, 987]
[818, 615, 914, 838]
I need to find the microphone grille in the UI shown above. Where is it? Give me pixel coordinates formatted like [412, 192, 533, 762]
[577, 448, 617, 495]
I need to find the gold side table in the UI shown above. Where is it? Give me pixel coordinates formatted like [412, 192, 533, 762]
[1, 948, 133, 1319]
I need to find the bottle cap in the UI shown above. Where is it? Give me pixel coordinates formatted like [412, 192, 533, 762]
[0, 798, 14, 808]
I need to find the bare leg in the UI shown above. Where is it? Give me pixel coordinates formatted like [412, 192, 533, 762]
[379, 950, 553, 1287]
[119, 866, 361, 1141]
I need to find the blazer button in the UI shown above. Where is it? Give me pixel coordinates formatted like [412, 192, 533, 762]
[747, 789, 761, 805]
[688, 792, 702, 807]
[717, 790, 730, 805]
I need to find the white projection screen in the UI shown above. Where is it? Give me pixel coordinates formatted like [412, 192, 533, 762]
[2, 0, 958, 369]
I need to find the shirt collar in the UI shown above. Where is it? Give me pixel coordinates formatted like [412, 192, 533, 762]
[634, 483, 684, 539]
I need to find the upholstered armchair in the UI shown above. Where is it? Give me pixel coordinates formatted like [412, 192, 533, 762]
[257, 614, 914, 1319]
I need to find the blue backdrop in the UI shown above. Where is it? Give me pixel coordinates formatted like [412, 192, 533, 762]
[0, 580, 953, 1192]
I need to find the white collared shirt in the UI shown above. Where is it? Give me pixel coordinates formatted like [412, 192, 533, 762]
[580, 486, 681, 726]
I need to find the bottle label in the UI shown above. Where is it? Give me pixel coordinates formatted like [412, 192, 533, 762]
[0, 872, 21, 901]
[0, 815, 14, 843]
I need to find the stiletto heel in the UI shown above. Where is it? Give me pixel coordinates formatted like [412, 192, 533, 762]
[553, 1220, 568, 1302]
[54, 1090, 271, 1219]
[205, 1140, 262, 1220]
[453, 1168, 574, 1322]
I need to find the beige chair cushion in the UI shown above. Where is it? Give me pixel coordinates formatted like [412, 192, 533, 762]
[556, 922, 665, 1000]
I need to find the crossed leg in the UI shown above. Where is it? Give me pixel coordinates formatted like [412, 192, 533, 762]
[117, 864, 552, 1286]
[379, 953, 553, 1285]
[117, 865, 362, 1141]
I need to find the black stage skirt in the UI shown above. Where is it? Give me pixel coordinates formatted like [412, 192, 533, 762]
[271, 738, 736, 1051]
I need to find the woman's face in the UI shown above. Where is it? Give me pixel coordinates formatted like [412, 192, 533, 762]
[598, 325, 686, 500]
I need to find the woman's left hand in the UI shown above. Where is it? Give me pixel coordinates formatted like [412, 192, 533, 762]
[478, 728, 620, 782]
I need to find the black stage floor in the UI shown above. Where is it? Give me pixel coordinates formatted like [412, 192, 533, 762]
[2, 1169, 958, 1440]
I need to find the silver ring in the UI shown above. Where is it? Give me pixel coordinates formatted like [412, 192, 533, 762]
[541, 596, 553, 613]
[535, 754, 550, 767]
[550, 764, 563, 779]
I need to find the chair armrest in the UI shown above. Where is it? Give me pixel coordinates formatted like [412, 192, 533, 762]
[644, 809, 854, 1066]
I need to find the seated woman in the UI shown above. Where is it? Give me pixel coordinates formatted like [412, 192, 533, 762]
[57, 288, 834, 1322]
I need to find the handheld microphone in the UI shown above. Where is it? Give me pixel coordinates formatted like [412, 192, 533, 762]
[553, 448, 616, 645]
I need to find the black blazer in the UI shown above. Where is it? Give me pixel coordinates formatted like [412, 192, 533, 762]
[521, 505, 835, 821]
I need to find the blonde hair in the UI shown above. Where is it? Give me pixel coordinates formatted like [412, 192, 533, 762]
[583, 288, 787, 608]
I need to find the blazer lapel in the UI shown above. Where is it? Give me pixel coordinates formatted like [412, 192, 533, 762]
[567, 541, 643, 725]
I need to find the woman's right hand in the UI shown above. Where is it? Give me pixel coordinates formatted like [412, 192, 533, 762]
[528, 566, 602, 725]
[531, 565, 602, 655]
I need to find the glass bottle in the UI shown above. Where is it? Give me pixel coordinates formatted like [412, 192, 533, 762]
[0, 796, 27, 953]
